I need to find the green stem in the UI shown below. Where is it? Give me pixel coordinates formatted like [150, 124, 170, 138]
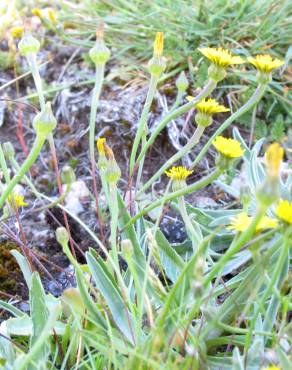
[135, 79, 216, 164]
[28, 53, 46, 111]
[244, 232, 290, 354]
[0, 145, 10, 183]
[0, 135, 46, 209]
[89, 65, 105, 163]
[190, 84, 267, 169]
[178, 196, 202, 250]
[203, 207, 267, 288]
[129, 168, 222, 225]
[136, 125, 205, 197]
[130, 74, 159, 175]
[108, 182, 119, 266]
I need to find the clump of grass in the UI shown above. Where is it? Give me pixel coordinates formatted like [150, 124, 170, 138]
[0, 24, 291, 370]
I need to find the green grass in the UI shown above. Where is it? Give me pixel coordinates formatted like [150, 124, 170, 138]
[57, 0, 292, 140]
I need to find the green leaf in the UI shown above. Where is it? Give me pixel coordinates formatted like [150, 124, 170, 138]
[10, 250, 32, 288]
[86, 251, 135, 344]
[29, 272, 50, 368]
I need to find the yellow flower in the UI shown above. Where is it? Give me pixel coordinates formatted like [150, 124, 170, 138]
[227, 212, 250, 232]
[228, 212, 278, 232]
[165, 166, 193, 181]
[96, 137, 106, 155]
[31, 8, 43, 19]
[10, 26, 24, 39]
[153, 32, 164, 57]
[47, 9, 57, 25]
[212, 136, 245, 158]
[275, 199, 292, 225]
[262, 366, 281, 370]
[248, 55, 284, 73]
[265, 143, 284, 179]
[198, 47, 244, 68]
[187, 97, 229, 115]
[8, 193, 28, 208]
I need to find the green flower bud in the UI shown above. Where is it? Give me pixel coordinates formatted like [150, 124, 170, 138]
[148, 56, 167, 77]
[208, 63, 226, 82]
[18, 32, 40, 56]
[61, 165, 76, 185]
[2, 142, 15, 158]
[56, 227, 69, 246]
[215, 153, 233, 171]
[33, 102, 57, 137]
[104, 145, 121, 183]
[175, 71, 189, 92]
[195, 112, 213, 128]
[256, 179, 279, 208]
[89, 39, 110, 65]
[172, 179, 186, 192]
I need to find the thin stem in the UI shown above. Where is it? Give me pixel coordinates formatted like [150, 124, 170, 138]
[28, 53, 46, 111]
[130, 74, 159, 176]
[89, 65, 105, 239]
[135, 79, 216, 164]
[190, 84, 267, 169]
[0, 135, 46, 209]
[0, 145, 10, 183]
[128, 168, 222, 225]
[136, 125, 205, 197]
[178, 196, 202, 251]
[108, 182, 119, 266]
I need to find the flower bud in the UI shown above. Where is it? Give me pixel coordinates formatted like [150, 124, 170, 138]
[89, 27, 110, 65]
[148, 56, 167, 76]
[240, 185, 251, 210]
[33, 102, 57, 137]
[148, 32, 166, 76]
[18, 32, 40, 56]
[2, 142, 15, 158]
[56, 227, 69, 246]
[175, 71, 189, 92]
[61, 165, 76, 185]
[104, 145, 121, 183]
[208, 64, 226, 82]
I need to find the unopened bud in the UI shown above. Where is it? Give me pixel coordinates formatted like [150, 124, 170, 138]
[2, 142, 15, 158]
[61, 165, 76, 185]
[148, 56, 166, 76]
[176, 71, 189, 92]
[33, 102, 57, 137]
[89, 27, 110, 65]
[240, 185, 252, 210]
[56, 227, 69, 246]
[104, 145, 121, 183]
[18, 32, 40, 56]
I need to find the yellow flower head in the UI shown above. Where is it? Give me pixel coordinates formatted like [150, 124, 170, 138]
[212, 136, 245, 158]
[31, 8, 43, 19]
[8, 193, 28, 208]
[198, 47, 244, 68]
[96, 137, 106, 155]
[275, 199, 292, 225]
[165, 166, 193, 181]
[187, 97, 229, 115]
[265, 143, 284, 179]
[263, 367, 281, 370]
[228, 212, 278, 233]
[248, 55, 284, 73]
[10, 26, 24, 39]
[153, 32, 164, 57]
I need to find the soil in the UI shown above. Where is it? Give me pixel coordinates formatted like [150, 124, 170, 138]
[0, 39, 233, 304]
